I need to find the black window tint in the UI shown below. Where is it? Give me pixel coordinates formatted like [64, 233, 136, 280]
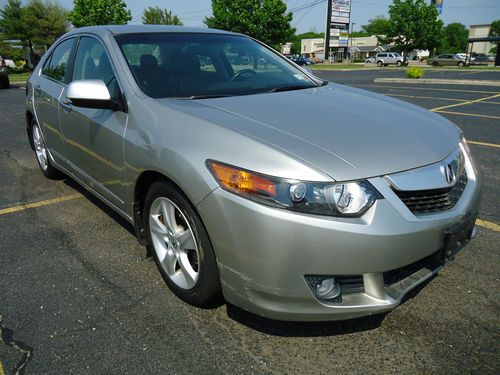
[44, 38, 75, 83]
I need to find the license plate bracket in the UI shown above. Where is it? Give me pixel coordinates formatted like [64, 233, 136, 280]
[441, 213, 477, 264]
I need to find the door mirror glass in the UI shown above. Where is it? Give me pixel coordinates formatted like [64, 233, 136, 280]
[66, 79, 116, 110]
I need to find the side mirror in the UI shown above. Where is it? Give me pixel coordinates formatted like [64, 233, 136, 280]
[67, 80, 121, 111]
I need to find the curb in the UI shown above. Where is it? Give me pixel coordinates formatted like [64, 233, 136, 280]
[374, 78, 500, 87]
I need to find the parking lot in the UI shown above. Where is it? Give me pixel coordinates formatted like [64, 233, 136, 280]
[0, 70, 499, 374]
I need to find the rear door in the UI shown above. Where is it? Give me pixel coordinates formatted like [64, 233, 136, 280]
[34, 38, 76, 164]
[59, 36, 128, 208]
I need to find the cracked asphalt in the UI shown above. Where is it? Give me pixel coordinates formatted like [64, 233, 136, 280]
[0, 70, 499, 374]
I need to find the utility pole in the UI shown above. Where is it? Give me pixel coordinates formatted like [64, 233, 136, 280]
[324, 0, 333, 63]
[350, 22, 356, 63]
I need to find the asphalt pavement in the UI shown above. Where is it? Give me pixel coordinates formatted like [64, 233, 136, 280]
[0, 70, 499, 374]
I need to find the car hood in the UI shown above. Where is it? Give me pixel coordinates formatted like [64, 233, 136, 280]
[160, 83, 461, 181]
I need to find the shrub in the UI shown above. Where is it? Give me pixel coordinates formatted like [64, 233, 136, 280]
[407, 66, 424, 79]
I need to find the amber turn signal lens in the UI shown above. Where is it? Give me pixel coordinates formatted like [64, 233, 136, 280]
[208, 161, 277, 197]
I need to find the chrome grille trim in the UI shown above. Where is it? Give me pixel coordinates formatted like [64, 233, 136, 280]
[393, 171, 468, 214]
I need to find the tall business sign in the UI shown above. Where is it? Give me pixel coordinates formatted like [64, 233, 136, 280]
[325, 0, 351, 60]
[431, 0, 443, 15]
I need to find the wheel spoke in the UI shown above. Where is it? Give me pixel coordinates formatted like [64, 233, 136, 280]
[161, 200, 178, 234]
[176, 229, 195, 250]
[160, 250, 177, 275]
[178, 253, 197, 286]
[150, 215, 169, 235]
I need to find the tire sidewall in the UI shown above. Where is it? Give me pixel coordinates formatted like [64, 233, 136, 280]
[144, 181, 222, 306]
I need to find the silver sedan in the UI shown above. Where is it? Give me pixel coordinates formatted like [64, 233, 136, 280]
[26, 26, 481, 321]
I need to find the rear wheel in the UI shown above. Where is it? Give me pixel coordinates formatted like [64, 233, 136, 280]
[31, 120, 63, 179]
[144, 181, 222, 307]
[0, 76, 9, 89]
[377, 61, 383, 67]
[432, 61, 439, 67]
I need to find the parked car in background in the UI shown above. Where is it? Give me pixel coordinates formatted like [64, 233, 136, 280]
[471, 54, 494, 64]
[26, 25, 481, 322]
[365, 56, 376, 64]
[291, 56, 314, 66]
[375, 52, 408, 66]
[428, 54, 466, 67]
[0, 55, 10, 89]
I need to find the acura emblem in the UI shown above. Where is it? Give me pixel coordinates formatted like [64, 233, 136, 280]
[441, 164, 455, 184]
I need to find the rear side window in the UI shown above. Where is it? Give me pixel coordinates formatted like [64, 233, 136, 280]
[378, 53, 386, 58]
[43, 38, 75, 83]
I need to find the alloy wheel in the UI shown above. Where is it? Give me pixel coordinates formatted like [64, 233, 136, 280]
[149, 197, 200, 290]
[32, 124, 48, 171]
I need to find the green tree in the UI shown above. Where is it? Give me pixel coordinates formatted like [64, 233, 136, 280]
[205, 0, 295, 48]
[383, 0, 443, 57]
[142, 6, 182, 25]
[438, 23, 468, 54]
[69, 0, 132, 27]
[0, 0, 68, 59]
[489, 20, 500, 37]
[361, 16, 391, 36]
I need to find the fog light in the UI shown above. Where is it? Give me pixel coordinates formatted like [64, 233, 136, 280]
[305, 275, 342, 302]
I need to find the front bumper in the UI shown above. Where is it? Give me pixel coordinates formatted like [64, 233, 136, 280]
[197, 155, 481, 321]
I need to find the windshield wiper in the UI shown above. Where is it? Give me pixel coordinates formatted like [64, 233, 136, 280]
[265, 85, 312, 93]
[183, 94, 233, 100]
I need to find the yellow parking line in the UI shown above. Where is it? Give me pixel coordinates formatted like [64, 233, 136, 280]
[431, 93, 500, 112]
[0, 193, 82, 216]
[467, 140, 500, 148]
[385, 93, 467, 102]
[0, 361, 4, 375]
[477, 219, 500, 232]
[434, 110, 500, 119]
[353, 84, 500, 94]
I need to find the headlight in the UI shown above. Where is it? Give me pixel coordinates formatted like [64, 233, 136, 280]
[207, 160, 382, 217]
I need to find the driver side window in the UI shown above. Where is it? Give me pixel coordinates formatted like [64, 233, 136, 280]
[73, 37, 120, 99]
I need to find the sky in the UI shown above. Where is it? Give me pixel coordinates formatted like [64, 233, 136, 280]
[1, 0, 499, 34]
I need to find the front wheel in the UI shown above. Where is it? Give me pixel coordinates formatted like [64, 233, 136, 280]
[457, 61, 465, 67]
[31, 121, 63, 179]
[396, 61, 402, 66]
[144, 181, 222, 307]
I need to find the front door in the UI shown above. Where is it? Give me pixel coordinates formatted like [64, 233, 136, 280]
[34, 38, 76, 165]
[59, 36, 128, 208]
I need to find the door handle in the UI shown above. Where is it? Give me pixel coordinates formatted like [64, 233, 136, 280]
[60, 99, 72, 113]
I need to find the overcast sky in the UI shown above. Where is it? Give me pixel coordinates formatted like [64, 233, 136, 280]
[1, 0, 499, 33]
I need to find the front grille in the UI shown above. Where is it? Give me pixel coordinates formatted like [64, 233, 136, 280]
[393, 171, 468, 214]
[383, 251, 442, 286]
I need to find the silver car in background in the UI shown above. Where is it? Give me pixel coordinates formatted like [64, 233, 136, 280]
[26, 26, 481, 321]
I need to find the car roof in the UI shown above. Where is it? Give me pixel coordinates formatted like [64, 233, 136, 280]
[65, 25, 241, 38]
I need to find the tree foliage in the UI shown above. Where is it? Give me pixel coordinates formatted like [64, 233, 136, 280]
[0, 0, 68, 57]
[205, 0, 295, 48]
[142, 6, 182, 25]
[489, 19, 500, 37]
[438, 23, 468, 54]
[383, 0, 443, 56]
[69, 0, 131, 27]
[361, 16, 391, 36]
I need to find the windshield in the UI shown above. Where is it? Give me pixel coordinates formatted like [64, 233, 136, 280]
[115, 32, 319, 99]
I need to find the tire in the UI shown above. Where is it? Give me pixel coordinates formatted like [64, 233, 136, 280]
[457, 61, 464, 67]
[144, 181, 222, 307]
[396, 61, 402, 66]
[377, 61, 383, 67]
[0, 76, 9, 89]
[30, 120, 63, 179]
[432, 62, 439, 67]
